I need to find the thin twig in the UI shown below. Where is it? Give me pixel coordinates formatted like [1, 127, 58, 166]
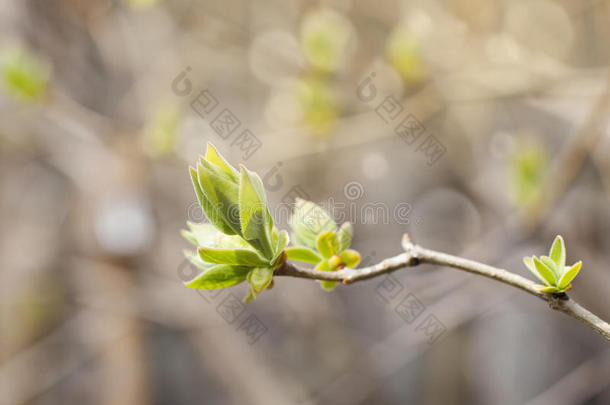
[275, 234, 610, 341]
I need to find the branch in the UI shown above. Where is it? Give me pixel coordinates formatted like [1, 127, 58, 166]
[275, 234, 610, 341]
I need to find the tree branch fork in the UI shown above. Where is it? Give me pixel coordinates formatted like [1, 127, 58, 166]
[275, 234, 610, 341]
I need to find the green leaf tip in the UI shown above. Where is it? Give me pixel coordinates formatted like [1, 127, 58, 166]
[549, 235, 566, 269]
[205, 143, 239, 181]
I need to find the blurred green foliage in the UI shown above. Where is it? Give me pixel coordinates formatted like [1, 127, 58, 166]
[300, 8, 352, 73]
[126, 0, 159, 9]
[1, 47, 49, 103]
[387, 26, 426, 83]
[296, 76, 337, 136]
[143, 106, 181, 157]
[509, 138, 548, 206]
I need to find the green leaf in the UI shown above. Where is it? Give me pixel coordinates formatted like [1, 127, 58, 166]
[243, 290, 256, 303]
[549, 235, 566, 270]
[216, 233, 252, 250]
[289, 199, 336, 249]
[181, 229, 198, 246]
[340, 249, 361, 268]
[534, 257, 557, 286]
[274, 229, 290, 254]
[523, 257, 546, 285]
[316, 259, 337, 290]
[539, 285, 562, 293]
[185, 264, 250, 289]
[190, 167, 235, 235]
[337, 222, 353, 251]
[205, 143, 239, 182]
[248, 267, 274, 293]
[199, 156, 237, 183]
[316, 231, 339, 259]
[184, 222, 218, 247]
[540, 256, 560, 279]
[285, 246, 322, 264]
[197, 163, 241, 234]
[194, 164, 241, 235]
[316, 259, 330, 271]
[198, 247, 269, 267]
[271, 230, 289, 266]
[239, 165, 273, 257]
[321, 281, 337, 290]
[244, 267, 275, 302]
[184, 249, 215, 270]
[558, 261, 582, 290]
[291, 223, 319, 249]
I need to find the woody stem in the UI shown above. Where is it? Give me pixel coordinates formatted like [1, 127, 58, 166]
[275, 234, 610, 341]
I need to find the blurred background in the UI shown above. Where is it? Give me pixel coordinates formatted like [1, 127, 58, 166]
[2, 0, 610, 404]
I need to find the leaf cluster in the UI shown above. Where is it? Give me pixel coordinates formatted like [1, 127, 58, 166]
[523, 235, 582, 294]
[286, 199, 360, 290]
[183, 144, 288, 301]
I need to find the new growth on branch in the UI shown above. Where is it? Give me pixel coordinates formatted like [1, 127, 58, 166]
[181, 143, 610, 340]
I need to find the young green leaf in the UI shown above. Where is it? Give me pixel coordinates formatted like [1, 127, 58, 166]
[541, 256, 560, 279]
[273, 229, 289, 253]
[198, 247, 269, 267]
[181, 229, 199, 246]
[320, 280, 338, 290]
[239, 165, 273, 257]
[558, 261, 582, 290]
[539, 285, 562, 293]
[523, 257, 547, 285]
[184, 249, 215, 270]
[185, 264, 250, 289]
[291, 228, 316, 249]
[340, 249, 361, 268]
[196, 163, 241, 234]
[199, 156, 236, 183]
[216, 233, 252, 250]
[533, 257, 557, 286]
[549, 235, 566, 270]
[184, 222, 218, 247]
[244, 267, 275, 302]
[316, 231, 339, 259]
[271, 230, 289, 266]
[289, 199, 336, 249]
[298, 199, 336, 234]
[285, 246, 323, 264]
[337, 222, 353, 251]
[205, 143, 239, 181]
[190, 167, 235, 235]
[316, 259, 337, 290]
[248, 267, 274, 292]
